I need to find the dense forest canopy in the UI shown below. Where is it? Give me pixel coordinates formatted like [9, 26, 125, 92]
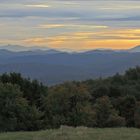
[1, 67, 140, 131]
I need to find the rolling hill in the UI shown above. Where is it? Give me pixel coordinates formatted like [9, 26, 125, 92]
[0, 45, 140, 85]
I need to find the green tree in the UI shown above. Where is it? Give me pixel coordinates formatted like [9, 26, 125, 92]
[95, 96, 125, 127]
[0, 73, 48, 109]
[134, 102, 140, 128]
[125, 66, 140, 81]
[118, 96, 136, 127]
[0, 83, 28, 131]
[45, 82, 96, 128]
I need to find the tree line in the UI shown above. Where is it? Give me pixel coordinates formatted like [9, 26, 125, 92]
[0, 67, 140, 131]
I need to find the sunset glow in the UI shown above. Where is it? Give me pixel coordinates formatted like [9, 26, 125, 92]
[0, 0, 140, 51]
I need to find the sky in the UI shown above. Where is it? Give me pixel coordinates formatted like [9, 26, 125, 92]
[0, 0, 140, 51]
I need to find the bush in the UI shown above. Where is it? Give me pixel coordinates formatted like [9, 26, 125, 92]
[107, 115, 126, 127]
[94, 96, 124, 127]
[0, 83, 28, 131]
[134, 103, 140, 128]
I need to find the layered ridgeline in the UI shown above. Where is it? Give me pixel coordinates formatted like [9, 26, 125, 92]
[0, 45, 140, 85]
[0, 67, 140, 131]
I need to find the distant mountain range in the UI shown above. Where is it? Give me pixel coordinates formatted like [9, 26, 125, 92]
[0, 45, 140, 85]
[0, 45, 51, 52]
[128, 45, 140, 52]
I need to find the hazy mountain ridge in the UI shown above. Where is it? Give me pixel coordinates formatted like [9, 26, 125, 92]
[128, 45, 140, 52]
[0, 45, 140, 85]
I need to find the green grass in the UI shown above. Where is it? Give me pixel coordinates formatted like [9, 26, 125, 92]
[0, 126, 140, 140]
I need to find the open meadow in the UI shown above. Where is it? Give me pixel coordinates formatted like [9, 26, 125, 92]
[0, 127, 140, 140]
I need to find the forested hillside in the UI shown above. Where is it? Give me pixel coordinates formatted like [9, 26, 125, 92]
[0, 67, 140, 131]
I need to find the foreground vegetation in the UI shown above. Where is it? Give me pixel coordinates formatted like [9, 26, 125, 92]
[0, 127, 140, 140]
[1, 67, 140, 131]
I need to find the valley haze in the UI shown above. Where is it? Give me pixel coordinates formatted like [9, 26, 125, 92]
[0, 45, 140, 85]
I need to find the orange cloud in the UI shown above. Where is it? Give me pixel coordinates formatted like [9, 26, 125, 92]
[22, 28, 140, 51]
[39, 24, 66, 29]
[25, 4, 51, 8]
[24, 38, 48, 45]
[39, 24, 108, 29]
[84, 40, 140, 50]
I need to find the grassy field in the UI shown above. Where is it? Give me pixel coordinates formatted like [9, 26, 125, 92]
[0, 126, 140, 140]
